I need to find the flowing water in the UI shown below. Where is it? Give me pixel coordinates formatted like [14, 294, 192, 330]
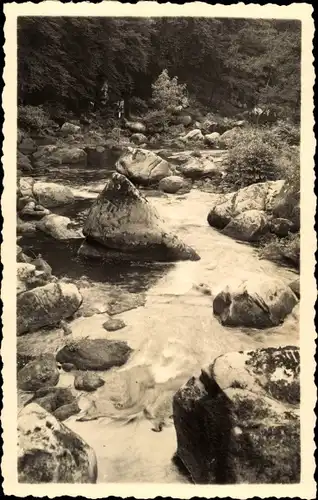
[19, 154, 299, 483]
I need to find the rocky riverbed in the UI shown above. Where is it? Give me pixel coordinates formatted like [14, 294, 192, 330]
[17, 141, 299, 484]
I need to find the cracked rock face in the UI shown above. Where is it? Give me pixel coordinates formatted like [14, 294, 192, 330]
[173, 346, 300, 484]
[80, 173, 200, 262]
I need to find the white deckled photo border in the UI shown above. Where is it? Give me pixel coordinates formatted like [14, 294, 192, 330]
[1, 2, 316, 498]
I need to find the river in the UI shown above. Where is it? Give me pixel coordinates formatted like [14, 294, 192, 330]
[19, 153, 299, 483]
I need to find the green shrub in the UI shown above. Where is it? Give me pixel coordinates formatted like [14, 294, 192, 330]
[143, 109, 172, 134]
[18, 105, 53, 132]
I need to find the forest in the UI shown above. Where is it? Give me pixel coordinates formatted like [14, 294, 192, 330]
[18, 17, 301, 122]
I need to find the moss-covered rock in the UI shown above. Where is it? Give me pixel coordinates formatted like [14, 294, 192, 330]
[173, 345, 300, 484]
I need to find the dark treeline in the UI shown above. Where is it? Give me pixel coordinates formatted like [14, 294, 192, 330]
[18, 17, 301, 121]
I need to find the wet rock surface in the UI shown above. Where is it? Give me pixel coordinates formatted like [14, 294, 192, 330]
[173, 346, 300, 484]
[17, 354, 60, 392]
[103, 318, 126, 331]
[74, 372, 105, 392]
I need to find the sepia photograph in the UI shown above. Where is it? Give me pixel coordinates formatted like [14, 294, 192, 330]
[1, 2, 316, 498]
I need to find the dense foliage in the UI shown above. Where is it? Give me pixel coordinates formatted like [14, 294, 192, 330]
[18, 17, 301, 121]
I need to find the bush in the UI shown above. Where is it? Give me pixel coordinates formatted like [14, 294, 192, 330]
[152, 69, 188, 110]
[259, 233, 300, 268]
[224, 126, 300, 189]
[129, 96, 148, 116]
[225, 135, 282, 189]
[18, 105, 53, 133]
[143, 109, 173, 134]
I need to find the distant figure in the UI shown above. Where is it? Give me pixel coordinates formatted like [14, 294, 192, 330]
[117, 99, 125, 119]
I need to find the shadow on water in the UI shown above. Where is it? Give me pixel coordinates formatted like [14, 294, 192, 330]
[20, 232, 174, 293]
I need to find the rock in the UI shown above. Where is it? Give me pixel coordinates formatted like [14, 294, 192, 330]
[213, 275, 298, 328]
[29, 387, 76, 413]
[280, 233, 300, 266]
[125, 120, 146, 133]
[174, 115, 192, 126]
[219, 127, 242, 147]
[116, 147, 172, 185]
[17, 151, 33, 172]
[36, 214, 83, 240]
[17, 217, 37, 235]
[201, 119, 218, 134]
[62, 363, 76, 372]
[33, 145, 87, 168]
[56, 338, 132, 371]
[207, 181, 286, 231]
[158, 175, 188, 194]
[270, 217, 295, 237]
[103, 318, 126, 332]
[74, 372, 105, 392]
[17, 245, 32, 264]
[222, 210, 268, 242]
[18, 403, 98, 483]
[31, 254, 52, 277]
[18, 136, 37, 155]
[17, 263, 37, 294]
[81, 173, 200, 262]
[60, 122, 81, 136]
[18, 176, 35, 198]
[177, 156, 220, 180]
[272, 182, 300, 231]
[130, 133, 147, 145]
[32, 181, 75, 208]
[17, 282, 82, 335]
[204, 132, 221, 146]
[17, 354, 59, 392]
[53, 401, 81, 421]
[289, 278, 300, 298]
[173, 346, 300, 484]
[106, 290, 146, 315]
[180, 129, 204, 143]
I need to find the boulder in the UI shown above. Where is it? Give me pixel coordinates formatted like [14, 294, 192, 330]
[17, 354, 59, 392]
[74, 372, 105, 392]
[28, 387, 78, 421]
[270, 217, 295, 237]
[33, 145, 87, 168]
[218, 127, 242, 147]
[289, 278, 300, 298]
[84, 145, 109, 167]
[174, 115, 192, 126]
[272, 182, 300, 231]
[60, 122, 81, 136]
[158, 175, 188, 194]
[32, 181, 74, 208]
[207, 181, 286, 231]
[177, 156, 220, 180]
[18, 136, 37, 155]
[125, 121, 146, 133]
[56, 338, 132, 371]
[18, 403, 97, 483]
[103, 318, 126, 332]
[116, 147, 172, 185]
[17, 282, 82, 335]
[222, 210, 268, 242]
[173, 346, 300, 484]
[36, 214, 83, 240]
[81, 173, 200, 262]
[204, 132, 221, 146]
[18, 177, 34, 198]
[17, 217, 37, 235]
[20, 201, 50, 219]
[213, 275, 298, 328]
[180, 129, 204, 143]
[201, 119, 218, 134]
[130, 133, 147, 145]
[17, 245, 32, 264]
[17, 263, 37, 294]
[17, 151, 33, 172]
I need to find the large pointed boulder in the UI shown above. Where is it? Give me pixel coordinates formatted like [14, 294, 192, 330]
[80, 173, 200, 262]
